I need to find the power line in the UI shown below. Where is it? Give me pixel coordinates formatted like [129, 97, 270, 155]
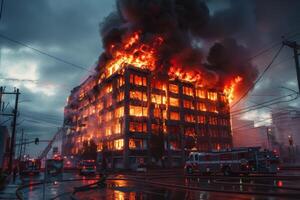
[0, 33, 95, 74]
[231, 44, 285, 108]
[231, 93, 298, 118]
[231, 92, 298, 115]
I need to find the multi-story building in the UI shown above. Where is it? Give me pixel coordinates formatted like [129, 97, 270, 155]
[63, 65, 232, 169]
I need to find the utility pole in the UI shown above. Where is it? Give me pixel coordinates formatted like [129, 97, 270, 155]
[8, 88, 20, 173]
[282, 40, 300, 92]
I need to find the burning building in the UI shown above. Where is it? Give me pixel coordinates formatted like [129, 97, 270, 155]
[63, 0, 257, 169]
[63, 62, 232, 169]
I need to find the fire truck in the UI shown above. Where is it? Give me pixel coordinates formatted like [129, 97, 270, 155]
[19, 159, 41, 176]
[184, 147, 280, 175]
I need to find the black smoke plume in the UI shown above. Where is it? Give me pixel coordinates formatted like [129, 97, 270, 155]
[97, 0, 258, 89]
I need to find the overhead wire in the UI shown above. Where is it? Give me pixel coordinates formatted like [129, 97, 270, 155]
[231, 44, 285, 108]
[0, 33, 95, 74]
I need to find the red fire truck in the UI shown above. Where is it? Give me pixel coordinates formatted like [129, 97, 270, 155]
[184, 147, 280, 175]
[19, 159, 41, 176]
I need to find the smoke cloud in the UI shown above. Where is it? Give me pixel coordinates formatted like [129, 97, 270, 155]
[97, 0, 261, 89]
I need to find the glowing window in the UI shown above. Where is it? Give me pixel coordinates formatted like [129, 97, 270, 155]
[106, 84, 113, 93]
[183, 86, 193, 96]
[114, 139, 124, 150]
[130, 74, 147, 86]
[170, 111, 180, 120]
[196, 102, 206, 111]
[151, 94, 166, 104]
[153, 108, 166, 119]
[105, 127, 111, 136]
[129, 122, 147, 132]
[130, 90, 147, 102]
[197, 115, 205, 124]
[185, 127, 195, 136]
[196, 89, 206, 98]
[185, 114, 195, 122]
[183, 100, 194, 109]
[117, 92, 124, 102]
[169, 84, 178, 93]
[115, 106, 124, 118]
[129, 105, 148, 117]
[207, 92, 217, 101]
[118, 77, 125, 88]
[115, 122, 121, 134]
[208, 104, 218, 113]
[169, 97, 179, 107]
[129, 139, 145, 150]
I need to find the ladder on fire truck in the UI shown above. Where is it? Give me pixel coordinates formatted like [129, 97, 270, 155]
[38, 127, 65, 160]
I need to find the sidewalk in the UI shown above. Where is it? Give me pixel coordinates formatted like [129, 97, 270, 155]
[0, 176, 22, 200]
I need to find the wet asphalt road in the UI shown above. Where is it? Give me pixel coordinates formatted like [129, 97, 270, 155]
[19, 170, 300, 200]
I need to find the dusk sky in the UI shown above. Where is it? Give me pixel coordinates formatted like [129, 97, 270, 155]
[1, 0, 300, 156]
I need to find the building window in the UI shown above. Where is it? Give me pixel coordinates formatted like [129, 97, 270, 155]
[151, 94, 166, 104]
[183, 100, 194, 109]
[130, 74, 147, 86]
[208, 104, 218, 113]
[185, 114, 195, 122]
[183, 86, 193, 96]
[169, 84, 178, 93]
[196, 102, 206, 111]
[197, 115, 205, 124]
[129, 122, 147, 132]
[118, 77, 125, 88]
[207, 92, 217, 101]
[115, 106, 124, 118]
[105, 84, 113, 93]
[129, 139, 146, 150]
[170, 111, 180, 120]
[117, 91, 124, 102]
[130, 90, 147, 102]
[105, 112, 112, 122]
[196, 89, 206, 98]
[152, 81, 166, 90]
[105, 127, 111, 136]
[107, 141, 114, 150]
[129, 105, 148, 117]
[185, 127, 195, 136]
[169, 97, 179, 107]
[115, 122, 122, 134]
[114, 139, 124, 150]
[208, 116, 218, 125]
[153, 108, 166, 119]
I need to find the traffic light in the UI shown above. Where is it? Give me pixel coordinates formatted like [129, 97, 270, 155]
[34, 138, 39, 145]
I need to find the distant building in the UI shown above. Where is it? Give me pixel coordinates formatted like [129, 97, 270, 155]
[272, 109, 300, 162]
[0, 126, 10, 171]
[232, 119, 272, 149]
[272, 108, 300, 147]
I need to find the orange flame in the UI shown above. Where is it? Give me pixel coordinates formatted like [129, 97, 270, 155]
[105, 32, 243, 102]
[168, 66, 203, 84]
[106, 32, 163, 77]
[223, 76, 243, 103]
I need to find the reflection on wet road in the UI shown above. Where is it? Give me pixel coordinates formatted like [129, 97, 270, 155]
[20, 171, 300, 200]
